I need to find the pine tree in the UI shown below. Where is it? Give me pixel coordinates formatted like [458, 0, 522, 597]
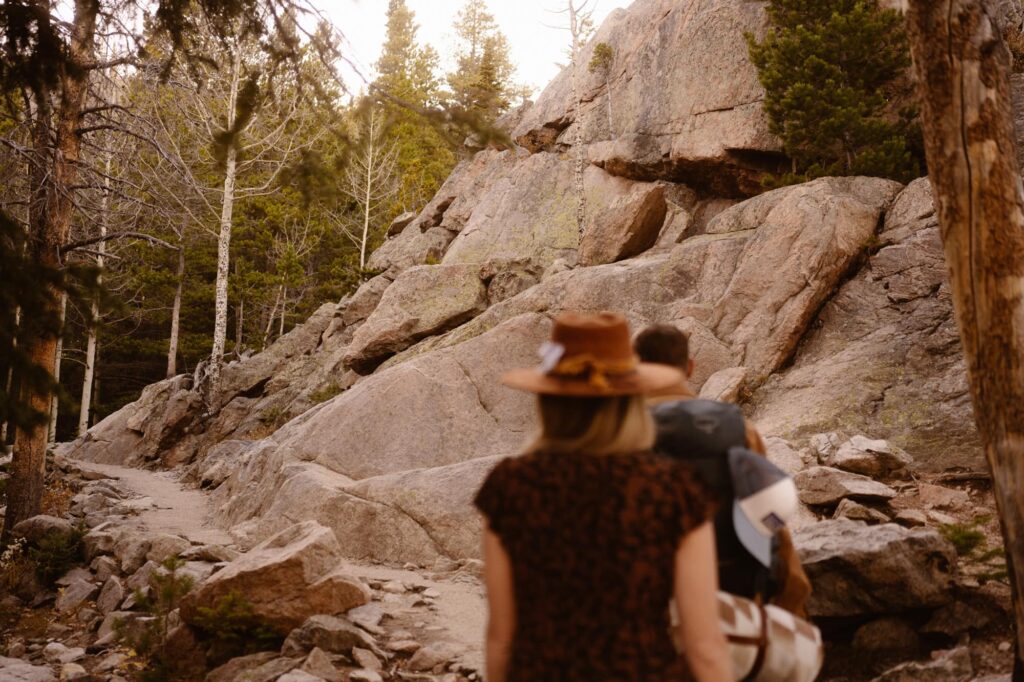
[373, 0, 455, 214]
[747, 0, 921, 184]
[446, 0, 516, 122]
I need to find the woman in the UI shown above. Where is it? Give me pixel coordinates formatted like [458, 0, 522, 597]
[474, 312, 733, 681]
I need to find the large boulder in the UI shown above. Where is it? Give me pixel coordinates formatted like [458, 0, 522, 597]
[440, 155, 669, 274]
[180, 521, 370, 635]
[344, 265, 488, 373]
[346, 456, 503, 560]
[274, 314, 545, 480]
[514, 0, 780, 196]
[11, 515, 74, 546]
[579, 182, 667, 266]
[214, 454, 447, 565]
[748, 178, 981, 471]
[794, 520, 956, 618]
[705, 176, 903, 372]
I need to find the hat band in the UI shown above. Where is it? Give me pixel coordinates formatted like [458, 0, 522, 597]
[548, 353, 639, 391]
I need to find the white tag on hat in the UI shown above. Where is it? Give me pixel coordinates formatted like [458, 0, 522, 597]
[537, 341, 565, 374]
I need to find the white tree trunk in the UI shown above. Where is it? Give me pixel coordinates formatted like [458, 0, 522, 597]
[279, 287, 286, 338]
[48, 292, 67, 444]
[79, 147, 111, 436]
[206, 50, 241, 404]
[166, 245, 185, 378]
[360, 110, 378, 270]
[262, 285, 282, 350]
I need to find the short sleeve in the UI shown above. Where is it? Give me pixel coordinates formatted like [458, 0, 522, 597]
[670, 462, 716, 537]
[473, 458, 514, 538]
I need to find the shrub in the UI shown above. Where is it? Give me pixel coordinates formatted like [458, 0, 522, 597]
[309, 382, 344, 404]
[747, 0, 921, 185]
[191, 591, 282, 666]
[117, 556, 195, 681]
[29, 525, 84, 586]
[940, 523, 985, 556]
[0, 538, 33, 595]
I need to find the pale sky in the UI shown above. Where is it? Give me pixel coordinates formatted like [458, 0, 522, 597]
[323, 0, 632, 97]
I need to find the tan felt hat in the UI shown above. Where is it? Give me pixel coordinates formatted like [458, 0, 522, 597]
[502, 311, 683, 396]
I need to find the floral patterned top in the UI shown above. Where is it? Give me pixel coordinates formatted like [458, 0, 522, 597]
[474, 449, 713, 681]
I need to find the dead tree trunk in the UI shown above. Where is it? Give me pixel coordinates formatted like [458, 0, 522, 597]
[906, 1, 1024, 676]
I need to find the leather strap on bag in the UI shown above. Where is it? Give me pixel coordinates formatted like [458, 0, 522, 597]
[726, 601, 770, 682]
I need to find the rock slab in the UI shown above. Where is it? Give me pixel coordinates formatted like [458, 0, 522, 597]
[795, 520, 956, 618]
[180, 521, 370, 634]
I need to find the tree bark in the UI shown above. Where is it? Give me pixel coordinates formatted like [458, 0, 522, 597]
[905, 2, 1024, 676]
[167, 244, 185, 378]
[6, 0, 98, 538]
[1, 306, 20, 445]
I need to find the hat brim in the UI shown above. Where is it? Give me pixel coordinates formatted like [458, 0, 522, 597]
[733, 502, 773, 569]
[501, 363, 684, 397]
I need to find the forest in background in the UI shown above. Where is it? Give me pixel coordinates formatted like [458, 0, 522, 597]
[0, 0, 526, 440]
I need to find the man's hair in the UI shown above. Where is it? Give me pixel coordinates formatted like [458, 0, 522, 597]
[633, 324, 690, 370]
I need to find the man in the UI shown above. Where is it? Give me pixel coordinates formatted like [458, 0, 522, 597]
[635, 324, 811, 617]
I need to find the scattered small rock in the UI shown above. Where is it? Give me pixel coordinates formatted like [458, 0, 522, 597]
[917, 483, 970, 511]
[407, 642, 461, 672]
[852, 617, 920, 655]
[0, 655, 57, 682]
[277, 671, 326, 682]
[284, 615, 384, 658]
[96, 576, 124, 615]
[793, 466, 897, 507]
[387, 639, 422, 654]
[922, 601, 993, 637]
[300, 647, 342, 682]
[927, 510, 958, 526]
[352, 647, 383, 671]
[55, 567, 92, 587]
[55, 579, 99, 615]
[60, 662, 88, 680]
[870, 646, 972, 681]
[145, 533, 191, 564]
[349, 671, 384, 682]
[381, 580, 407, 594]
[834, 499, 890, 524]
[829, 436, 912, 478]
[894, 509, 928, 527]
[91, 556, 119, 582]
[95, 652, 127, 673]
[809, 432, 843, 462]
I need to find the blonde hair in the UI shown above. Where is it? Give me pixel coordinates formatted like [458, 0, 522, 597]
[528, 394, 655, 456]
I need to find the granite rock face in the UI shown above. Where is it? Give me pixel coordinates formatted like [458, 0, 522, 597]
[514, 0, 782, 196]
